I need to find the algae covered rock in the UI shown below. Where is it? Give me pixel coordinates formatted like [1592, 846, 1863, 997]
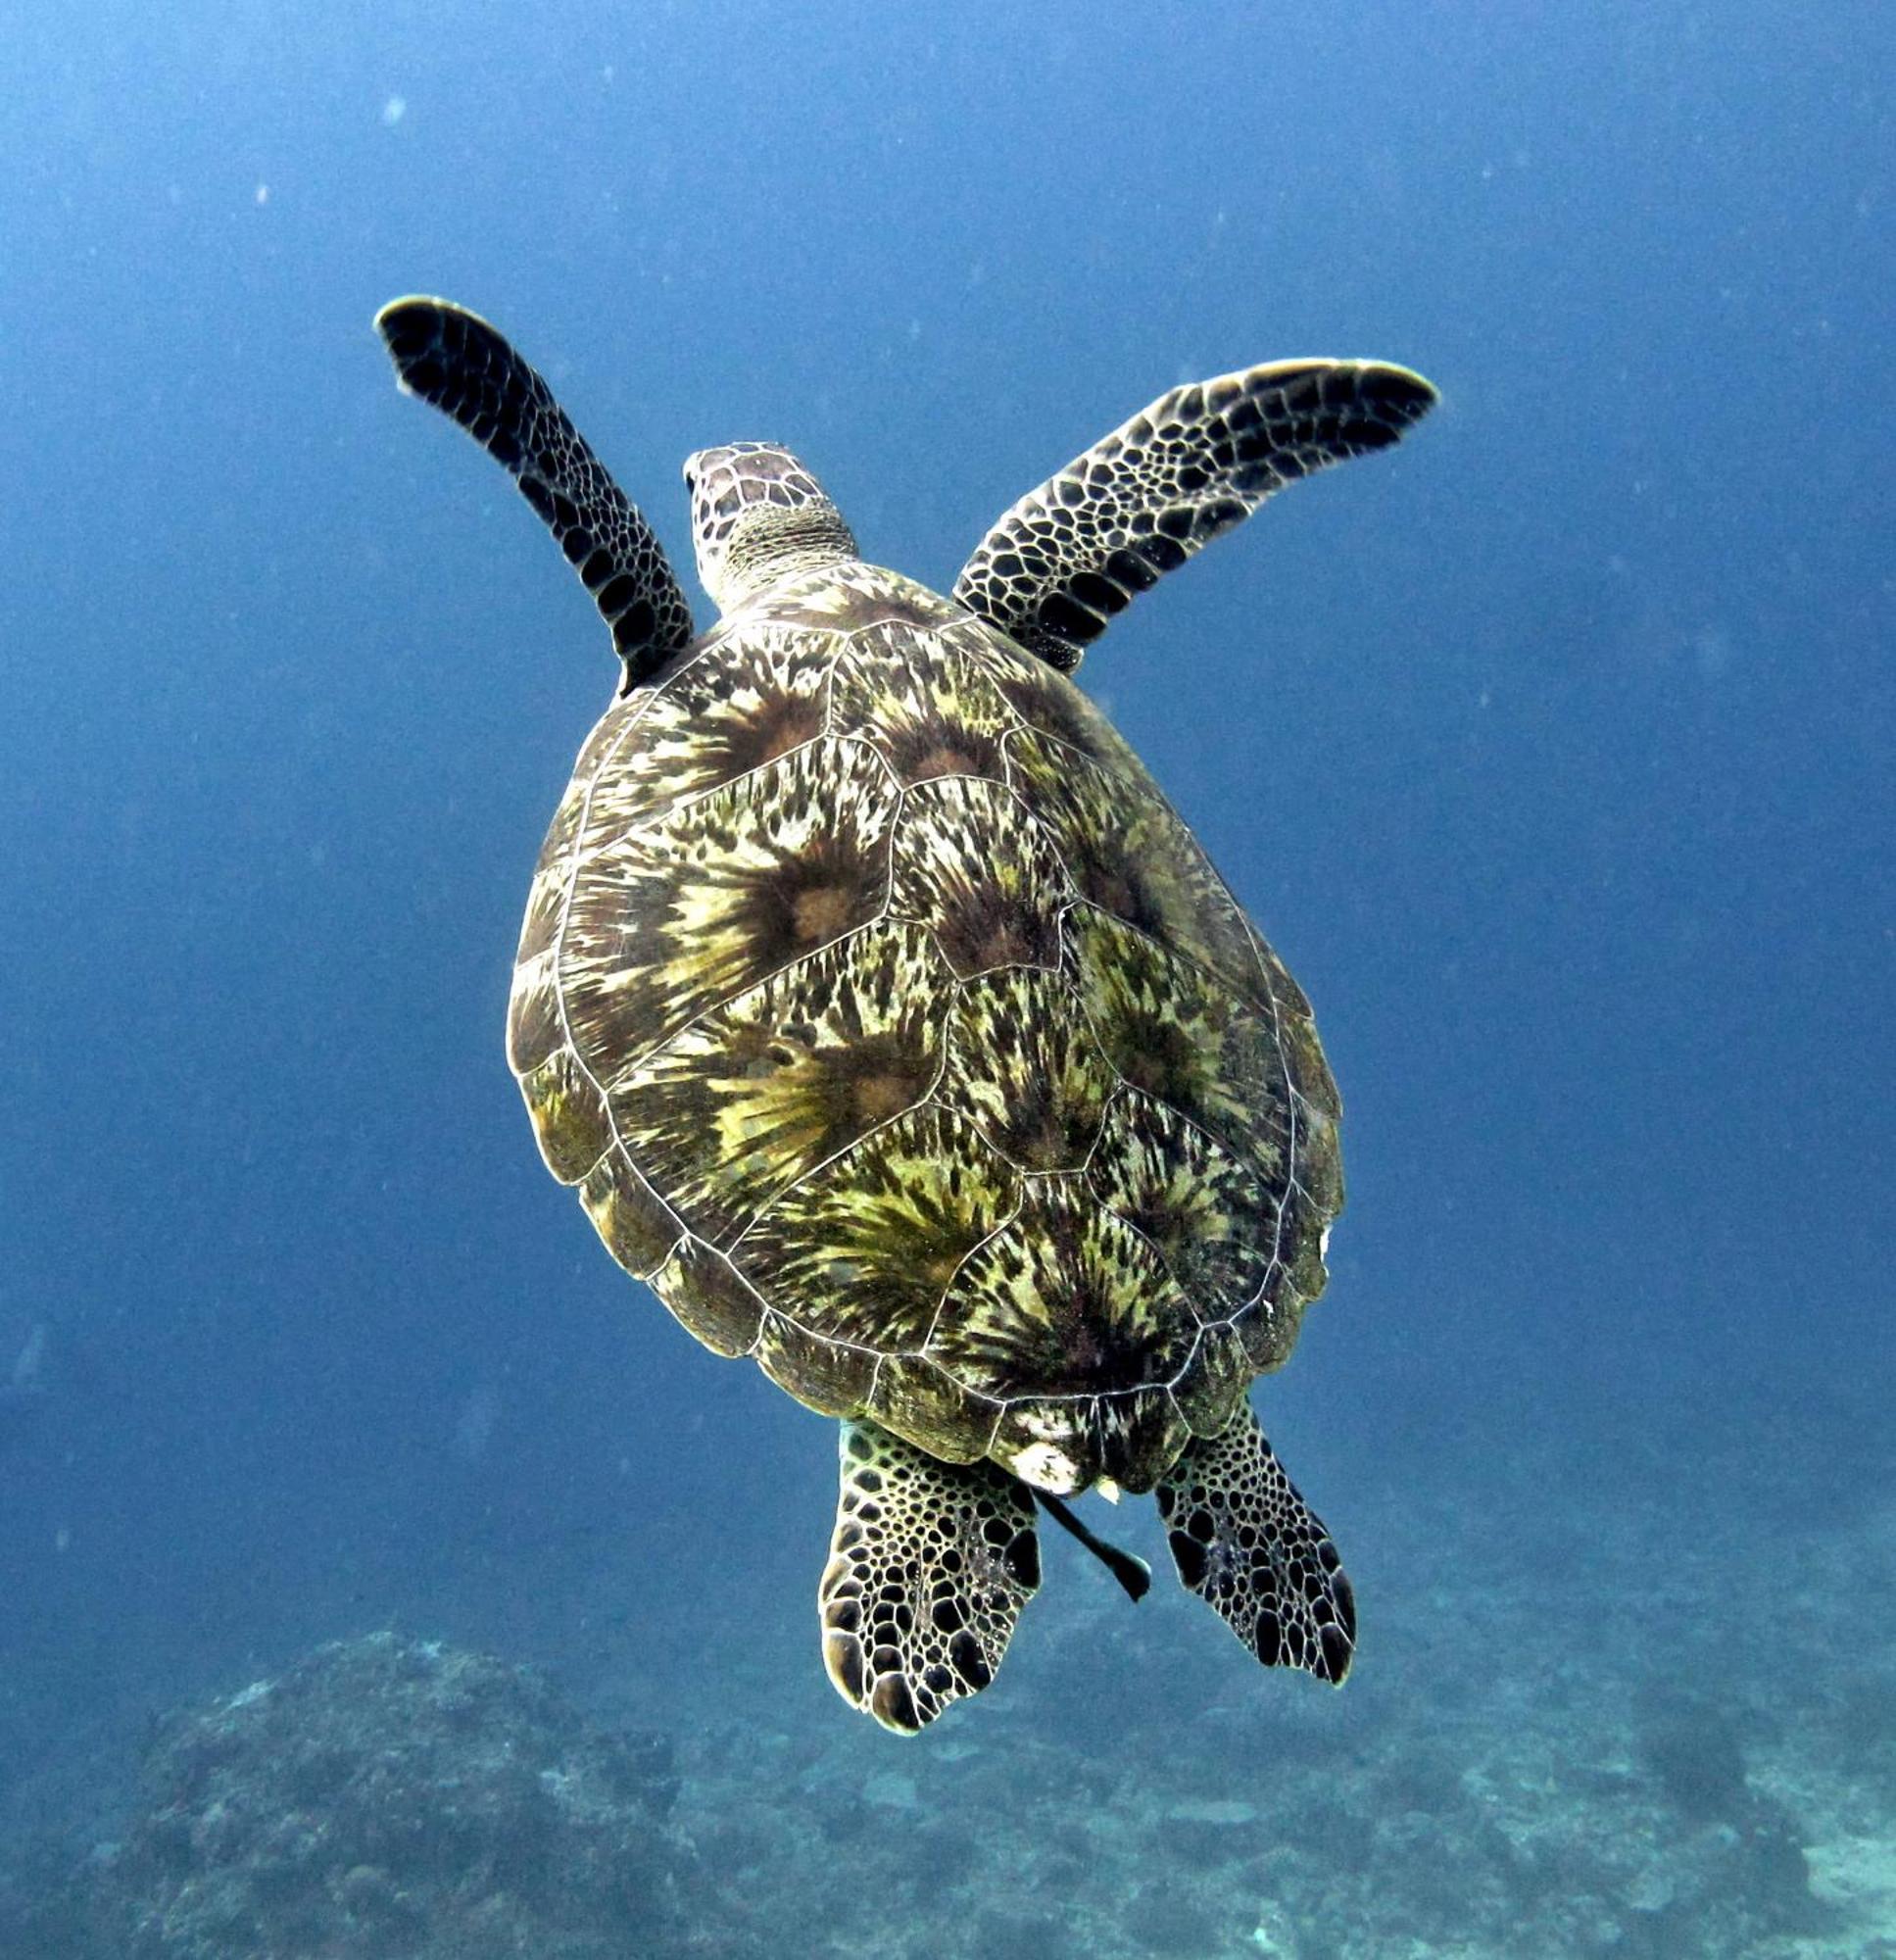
[83, 1633, 736, 1959]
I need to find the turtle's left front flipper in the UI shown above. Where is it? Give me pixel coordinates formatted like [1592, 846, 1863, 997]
[375, 296, 694, 686]
[1155, 1398, 1356, 1685]
[819, 1421, 1041, 1735]
[954, 359, 1435, 671]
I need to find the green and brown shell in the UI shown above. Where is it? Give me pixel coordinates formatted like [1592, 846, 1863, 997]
[506, 562, 1340, 1497]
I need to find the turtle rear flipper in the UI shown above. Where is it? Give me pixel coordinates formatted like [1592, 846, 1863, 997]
[1155, 1398, 1355, 1684]
[375, 297, 695, 685]
[954, 359, 1436, 671]
[819, 1421, 1041, 1734]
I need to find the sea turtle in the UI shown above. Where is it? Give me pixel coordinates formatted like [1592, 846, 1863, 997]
[376, 298, 1434, 1733]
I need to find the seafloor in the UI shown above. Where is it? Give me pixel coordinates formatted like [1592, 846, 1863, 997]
[2, 1401, 1889, 1958]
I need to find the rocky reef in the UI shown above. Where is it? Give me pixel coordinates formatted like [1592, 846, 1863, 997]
[19, 1633, 745, 1960]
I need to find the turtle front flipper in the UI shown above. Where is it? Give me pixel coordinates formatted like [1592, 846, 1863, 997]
[1155, 1398, 1356, 1685]
[953, 359, 1436, 671]
[375, 296, 694, 685]
[819, 1420, 1041, 1734]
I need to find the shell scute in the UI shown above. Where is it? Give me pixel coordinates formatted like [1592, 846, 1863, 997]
[754, 1309, 878, 1417]
[1067, 906, 1289, 1179]
[735, 1102, 1019, 1354]
[1005, 724, 1267, 1005]
[865, 1353, 997, 1465]
[1087, 1088, 1278, 1318]
[648, 1236, 766, 1358]
[517, 1046, 611, 1185]
[559, 735, 898, 1077]
[944, 964, 1118, 1173]
[1170, 1320, 1252, 1439]
[888, 775, 1070, 979]
[592, 626, 835, 836]
[579, 1148, 682, 1280]
[605, 920, 946, 1246]
[831, 625, 1014, 787]
[929, 1180, 1198, 1402]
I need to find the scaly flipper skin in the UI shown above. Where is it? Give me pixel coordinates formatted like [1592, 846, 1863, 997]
[820, 1419, 1042, 1734]
[375, 297, 695, 685]
[1154, 1397, 1356, 1684]
[954, 359, 1436, 670]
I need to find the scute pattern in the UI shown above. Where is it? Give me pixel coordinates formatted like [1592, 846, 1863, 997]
[889, 776, 1069, 978]
[736, 1102, 1018, 1354]
[578, 1149, 682, 1281]
[945, 964, 1117, 1171]
[929, 1181, 1199, 1484]
[592, 624, 836, 834]
[560, 735, 898, 1074]
[1088, 1089, 1277, 1316]
[606, 920, 946, 1246]
[1006, 726, 1268, 1005]
[831, 624, 1013, 785]
[514, 564, 1342, 1494]
[1069, 906, 1290, 1170]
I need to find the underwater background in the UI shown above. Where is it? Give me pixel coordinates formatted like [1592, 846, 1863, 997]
[0, 0, 1889, 1953]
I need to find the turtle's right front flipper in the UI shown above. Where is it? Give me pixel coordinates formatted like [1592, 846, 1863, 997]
[819, 1421, 1041, 1735]
[954, 358, 1435, 672]
[375, 297, 694, 685]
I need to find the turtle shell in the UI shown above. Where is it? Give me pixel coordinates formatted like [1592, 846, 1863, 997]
[507, 563, 1340, 1496]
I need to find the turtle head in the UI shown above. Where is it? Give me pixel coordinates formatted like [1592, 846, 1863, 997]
[684, 442, 857, 612]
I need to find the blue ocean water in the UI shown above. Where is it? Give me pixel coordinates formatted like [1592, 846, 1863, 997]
[1, 0, 1888, 1952]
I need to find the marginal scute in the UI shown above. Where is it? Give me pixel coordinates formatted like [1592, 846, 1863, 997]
[1235, 1291, 1303, 1374]
[579, 1148, 682, 1280]
[1272, 975, 1341, 1120]
[866, 1353, 996, 1465]
[1170, 1320, 1252, 1439]
[989, 1397, 1101, 1496]
[507, 948, 565, 1080]
[754, 1309, 877, 1418]
[1094, 1388, 1194, 1496]
[646, 1236, 767, 1358]
[516, 1046, 612, 1185]
[1291, 1099, 1344, 1225]
[1284, 1177, 1337, 1303]
[513, 758, 598, 969]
